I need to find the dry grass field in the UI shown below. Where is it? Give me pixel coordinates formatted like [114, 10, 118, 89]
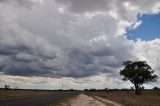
[85, 90, 160, 106]
[0, 89, 55, 100]
[0, 90, 80, 106]
[1, 90, 160, 106]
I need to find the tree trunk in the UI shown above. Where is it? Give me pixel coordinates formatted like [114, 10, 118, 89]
[134, 84, 139, 95]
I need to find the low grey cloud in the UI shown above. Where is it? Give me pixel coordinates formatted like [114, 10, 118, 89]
[55, 0, 111, 13]
[56, 0, 160, 23]
[0, 0, 34, 8]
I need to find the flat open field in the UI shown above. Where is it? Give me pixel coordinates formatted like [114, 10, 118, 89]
[1, 90, 160, 106]
[85, 90, 160, 106]
[0, 90, 78, 106]
[0, 90, 56, 100]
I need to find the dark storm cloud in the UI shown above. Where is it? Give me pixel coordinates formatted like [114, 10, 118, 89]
[0, 0, 133, 78]
[11, 54, 38, 63]
[0, 0, 159, 80]
[3, 65, 52, 77]
[0, 64, 5, 70]
[51, 47, 122, 78]
[1, 55, 60, 77]
[0, 41, 58, 77]
[67, 48, 94, 65]
[0, 45, 31, 56]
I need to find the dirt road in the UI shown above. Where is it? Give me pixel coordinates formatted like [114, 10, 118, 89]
[58, 94, 122, 106]
[0, 92, 77, 106]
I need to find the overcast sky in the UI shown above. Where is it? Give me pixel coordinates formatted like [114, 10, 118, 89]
[0, 0, 160, 90]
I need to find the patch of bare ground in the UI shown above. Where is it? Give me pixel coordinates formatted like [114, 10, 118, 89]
[93, 96, 122, 106]
[57, 94, 122, 106]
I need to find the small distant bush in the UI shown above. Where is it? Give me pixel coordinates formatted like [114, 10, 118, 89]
[4, 84, 10, 90]
[153, 87, 160, 90]
[84, 89, 88, 91]
[105, 88, 109, 91]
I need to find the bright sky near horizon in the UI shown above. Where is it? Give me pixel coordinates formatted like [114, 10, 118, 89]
[0, 0, 160, 90]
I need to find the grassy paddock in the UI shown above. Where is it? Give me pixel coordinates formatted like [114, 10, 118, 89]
[0, 89, 56, 100]
[85, 90, 160, 106]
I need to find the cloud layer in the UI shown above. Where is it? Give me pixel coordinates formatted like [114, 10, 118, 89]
[0, 0, 160, 89]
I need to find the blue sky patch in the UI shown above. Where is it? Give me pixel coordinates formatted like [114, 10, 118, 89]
[127, 13, 160, 41]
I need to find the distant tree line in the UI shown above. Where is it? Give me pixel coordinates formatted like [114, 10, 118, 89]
[83, 87, 160, 92]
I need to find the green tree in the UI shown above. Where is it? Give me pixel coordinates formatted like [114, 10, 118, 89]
[120, 61, 158, 95]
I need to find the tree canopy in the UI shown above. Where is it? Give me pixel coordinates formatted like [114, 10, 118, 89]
[120, 61, 158, 94]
